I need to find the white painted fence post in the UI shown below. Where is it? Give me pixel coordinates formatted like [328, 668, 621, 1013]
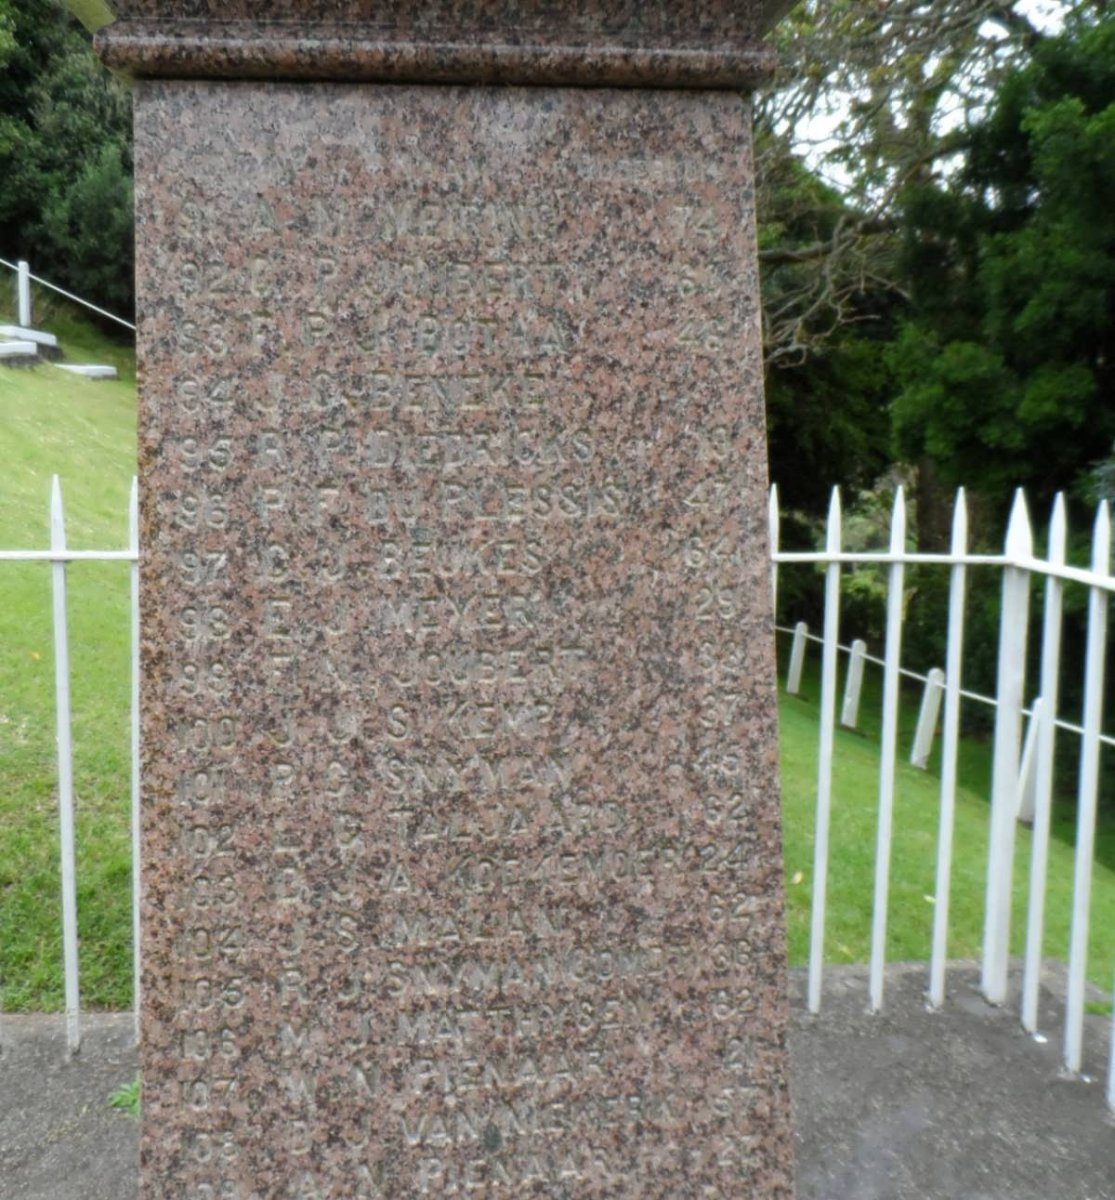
[930, 489, 969, 1008]
[982, 490, 1033, 1006]
[17, 259, 31, 328]
[769, 485, 780, 619]
[910, 667, 945, 770]
[840, 639, 867, 729]
[1064, 501, 1110, 1074]
[870, 487, 907, 1011]
[1014, 698, 1042, 825]
[808, 488, 842, 1014]
[50, 476, 81, 1056]
[786, 622, 808, 695]
[129, 477, 142, 1044]
[1022, 496, 1067, 1032]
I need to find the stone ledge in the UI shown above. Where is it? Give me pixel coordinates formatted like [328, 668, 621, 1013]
[96, 19, 778, 88]
[52, 363, 119, 379]
[0, 324, 58, 348]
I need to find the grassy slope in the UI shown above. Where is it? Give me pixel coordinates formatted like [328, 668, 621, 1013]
[778, 667, 1115, 989]
[0, 310, 1111, 1009]
[0, 314, 137, 1009]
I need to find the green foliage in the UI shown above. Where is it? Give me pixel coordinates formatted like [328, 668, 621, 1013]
[766, 331, 895, 513]
[0, 4, 15, 64]
[757, 125, 899, 511]
[0, 309, 136, 1012]
[39, 140, 133, 316]
[109, 1075, 140, 1118]
[0, 0, 132, 319]
[777, 632, 1115, 986]
[892, 13, 1115, 518]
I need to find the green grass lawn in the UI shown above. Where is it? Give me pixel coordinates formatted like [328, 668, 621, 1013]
[0, 313, 137, 1010]
[777, 649, 1115, 989]
[0, 308, 1112, 1011]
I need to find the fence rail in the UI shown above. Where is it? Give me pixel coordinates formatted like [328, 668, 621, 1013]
[2, 477, 140, 1055]
[1, 255, 136, 332]
[2, 477, 1112, 1113]
[771, 483, 1114, 1091]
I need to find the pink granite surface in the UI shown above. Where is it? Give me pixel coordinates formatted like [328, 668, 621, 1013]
[90, 1, 786, 87]
[134, 80, 794, 1198]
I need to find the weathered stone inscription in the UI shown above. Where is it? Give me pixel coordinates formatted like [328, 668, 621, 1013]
[137, 82, 792, 1198]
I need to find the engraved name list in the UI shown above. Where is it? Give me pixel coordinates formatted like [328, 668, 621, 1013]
[137, 82, 789, 1199]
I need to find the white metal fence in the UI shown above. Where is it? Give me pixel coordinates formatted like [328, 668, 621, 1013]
[0, 477, 140, 1054]
[772, 483, 1115, 1107]
[2, 477, 1113, 1111]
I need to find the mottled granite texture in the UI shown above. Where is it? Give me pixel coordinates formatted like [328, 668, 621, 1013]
[133, 78, 793, 1200]
[85, 1, 788, 87]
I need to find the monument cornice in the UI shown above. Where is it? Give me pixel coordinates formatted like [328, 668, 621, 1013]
[70, 2, 790, 89]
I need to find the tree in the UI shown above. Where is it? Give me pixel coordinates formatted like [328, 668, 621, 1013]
[0, 0, 132, 320]
[752, 0, 1064, 523]
[758, 127, 898, 511]
[890, 12, 1115, 520]
[755, 0, 1054, 368]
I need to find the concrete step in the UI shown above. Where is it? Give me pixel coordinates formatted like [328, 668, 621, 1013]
[51, 363, 118, 380]
[0, 339, 38, 363]
[0, 323, 59, 349]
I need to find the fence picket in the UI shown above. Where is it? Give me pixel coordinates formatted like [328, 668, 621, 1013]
[129, 478, 141, 1044]
[929, 489, 969, 1008]
[840, 639, 867, 729]
[17, 259, 31, 328]
[1064, 502, 1110, 1073]
[1022, 495, 1067, 1033]
[769, 484, 780, 618]
[910, 668, 945, 770]
[808, 488, 842, 1014]
[1, 476, 1111, 1107]
[869, 488, 907, 1011]
[983, 490, 1033, 1006]
[786, 622, 808, 694]
[50, 476, 81, 1056]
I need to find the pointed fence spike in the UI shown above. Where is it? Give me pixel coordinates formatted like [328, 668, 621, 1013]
[890, 486, 907, 552]
[1005, 488, 1033, 558]
[951, 487, 969, 554]
[1092, 500, 1111, 569]
[826, 487, 842, 551]
[1049, 493, 1067, 559]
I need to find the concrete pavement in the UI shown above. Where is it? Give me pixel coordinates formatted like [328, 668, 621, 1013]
[1, 962, 1111, 1199]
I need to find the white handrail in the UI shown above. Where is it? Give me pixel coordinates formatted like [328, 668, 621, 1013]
[0, 255, 136, 332]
